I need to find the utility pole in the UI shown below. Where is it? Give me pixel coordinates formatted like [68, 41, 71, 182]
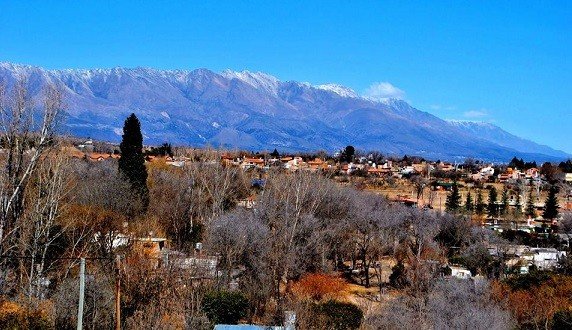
[77, 258, 85, 330]
[115, 255, 121, 330]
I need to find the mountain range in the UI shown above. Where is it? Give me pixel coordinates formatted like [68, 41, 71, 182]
[0, 62, 568, 161]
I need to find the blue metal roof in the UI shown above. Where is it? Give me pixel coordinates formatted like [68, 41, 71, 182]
[214, 325, 283, 330]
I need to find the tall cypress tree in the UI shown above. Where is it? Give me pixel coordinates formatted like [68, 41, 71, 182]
[118, 113, 149, 213]
[543, 185, 559, 220]
[487, 187, 498, 218]
[525, 186, 536, 219]
[465, 191, 474, 213]
[445, 181, 461, 213]
[475, 189, 485, 215]
[514, 192, 522, 219]
[501, 187, 509, 216]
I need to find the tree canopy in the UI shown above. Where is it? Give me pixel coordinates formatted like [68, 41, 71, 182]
[118, 113, 149, 213]
[445, 181, 461, 213]
[543, 185, 559, 220]
[340, 145, 355, 163]
[487, 187, 498, 218]
[525, 186, 536, 219]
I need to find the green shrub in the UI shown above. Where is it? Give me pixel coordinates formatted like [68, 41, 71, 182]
[552, 309, 572, 330]
[504, 270, 551, 290]
[313, 300, 363, 330]
[202, 291, 249, 325]
[389, 262, 408, 288]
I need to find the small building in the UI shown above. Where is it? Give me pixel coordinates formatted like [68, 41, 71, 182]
[214, 311, 295, 330]
[88, 153, 120, 161]
[168, 252, 218, 278]
[132, 237, 168, 259]
[528, 248, 566, 269]
[237, 196, 256, 209]
[449, 265, 472, 279]
[241, 158, 265, 170]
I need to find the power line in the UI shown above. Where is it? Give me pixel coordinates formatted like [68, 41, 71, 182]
[0, 255, 112, 261]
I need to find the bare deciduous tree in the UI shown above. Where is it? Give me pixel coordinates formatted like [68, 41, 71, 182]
[0, 79, 62, 294]
[364, 278, 514, 330]
[20, 153, 72, 298]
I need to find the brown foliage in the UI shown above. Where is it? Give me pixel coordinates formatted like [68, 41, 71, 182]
[291, 273, 348, 301]
[491, 275, 572, 329]
[0, 298, 54, 329]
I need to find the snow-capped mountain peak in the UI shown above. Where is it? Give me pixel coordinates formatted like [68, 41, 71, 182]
[222, 70, 280, 95]
[315, 84, 358, 98]
[0, 62, 568, 161]
[448, 120, 498, 130]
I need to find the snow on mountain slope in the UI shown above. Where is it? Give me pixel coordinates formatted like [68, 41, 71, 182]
[315, 84, 358, 98]
[0, 62, 568, 161]
[448, 120, 569, 159]
[222, 70, 280, 95]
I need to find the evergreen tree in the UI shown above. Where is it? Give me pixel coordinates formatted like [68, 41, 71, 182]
[514, 192, 522, 219]
[341, 145, 355, 163]
[525, 186, 536, 219]
[543, 185, 559, 220]
[524, 161, 537, 170]
[487, 187, 498, 218]
[270, 148, 280, 158]
[559, 159, 572, 173]
[508, 157, 525, 169]
[118, 113, 149, 213]
[465, 190, 474, 212]
[475, 189, 485, 215]
[501, 187, 509, 216]
[445, 181, 461, 213]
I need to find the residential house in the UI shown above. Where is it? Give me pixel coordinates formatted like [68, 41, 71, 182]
[437, 162, 455, 172]
[132, 237, 168, 258]
[168, 251, 218, 279]
[400, 165, 416, 175]
[449, 265, 472, 279]
[526, 168, 540, 180]
[528, 248, 566, 269]
[284, 156, 304, 170]
[489, 244, 566, 272]
[306, 158, 328, 171]
[89, 153, 119, 161]
[479, 166, 495, 179]
[237, 196, 256, 209]
[367, 166, 391, 176]
[241, 158, 265, 170]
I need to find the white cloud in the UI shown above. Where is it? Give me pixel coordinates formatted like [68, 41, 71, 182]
[363, 82, 405, 101]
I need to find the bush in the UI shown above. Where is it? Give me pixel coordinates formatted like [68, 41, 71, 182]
[313, 300, 363, 330]
[389, 262, 408, 288]
[552, 309, 572, 329]
[202, 291, 249, 325]
[504, 270, 551, 290]
[292, 273, 348, 301]
[0, 300, 53, 330]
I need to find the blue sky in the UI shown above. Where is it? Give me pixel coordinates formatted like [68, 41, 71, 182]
[1, 1, 570, 153]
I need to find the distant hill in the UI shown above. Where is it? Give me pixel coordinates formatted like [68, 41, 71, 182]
[448, 120, 570, 159]
[0, 62, 568, 162]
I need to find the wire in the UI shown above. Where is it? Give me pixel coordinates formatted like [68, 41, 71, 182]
[0, 255, 112, 261]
